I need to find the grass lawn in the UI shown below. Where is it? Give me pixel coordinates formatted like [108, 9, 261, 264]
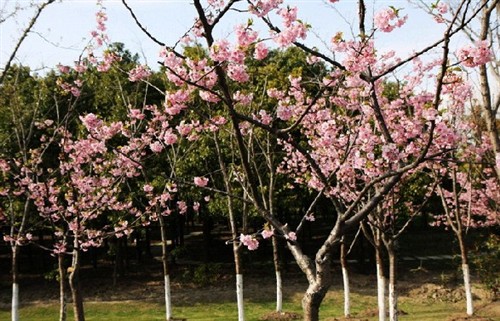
[1, 291, 498, 321]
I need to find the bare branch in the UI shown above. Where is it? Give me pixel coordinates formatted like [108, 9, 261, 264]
[0, 0, 56, 85]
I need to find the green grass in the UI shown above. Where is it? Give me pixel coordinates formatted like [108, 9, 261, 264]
[1, 293, 498, 321]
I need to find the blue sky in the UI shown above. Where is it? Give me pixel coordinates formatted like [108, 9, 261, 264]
[0, 0, 458, 73]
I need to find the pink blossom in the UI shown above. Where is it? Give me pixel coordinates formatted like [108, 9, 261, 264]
[194, 176, 209, 187]
[80, 113, 102, 131]
[240, 234, 259, 250]
[233, 91, 254, 105]
[273, 22, 308, 47]
[150, 141, 163, 153]
[286, 232, 297, 241]
[57, 64, 70, 74]
[256, 110, 273, 125]
[176, 121, 193, 136]
[70, 86, 81, 97]
[374, 7, 407, 33]
[199, 90, 221, 102]
[128, 65, 151, 82]
[208, 0, 225, 8]
[177, 201, 188, 214]
[254, 42, 269, 60]
[193, 201, 200, 212]
[210, 39, 231, 62]
[227, 64, 250, 83]
[456, 40, 492, 67]
[235, 24, 258, 47]
[73, 62, 87, 73]
[143, 184, 154, 193]
[277, 6, 298, 28]
[250, 0, 284, 17]
[163, 130, 178, 145]
[436, 2, 448, 14]
[261, 229, 274, 239]
[129, 109, 145, 120]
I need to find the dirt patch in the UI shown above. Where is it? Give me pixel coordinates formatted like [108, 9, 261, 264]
[324, 317, 369, 321]
[409, 283, 469, 303]
[447, 316, 494, 321]
[260, 311, 301, 320]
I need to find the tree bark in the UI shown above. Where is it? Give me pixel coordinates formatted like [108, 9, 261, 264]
[457, 232, 474, 316]
[302, 281, 329, 321]
[387, 242, 398, 321]
[11, 245, 19, 321]
[272, 235, 283, 313]
[159, 214, 173, 321]
[215, 132, 245, 321]
[58, 253, 67, 321]
[68, 238, 85, 321]
[340, 239, 351, 318]
[375, 240, 386, 321]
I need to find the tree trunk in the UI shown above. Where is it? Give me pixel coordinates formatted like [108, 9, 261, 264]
[387, 242, 397, 321]
[11, 245, 19, 321]
[215, 132, 245, 321]
[302, 281, 329, 321]
[58, 253, 67, 321]
[457, 233, 474, 316]
[272, 235, 283, 312]
[375, 242, 386, 321]
[68, 239, 85, 321]
[340, 240, 351, 318]
[232, 231, 245, 321]
[159, 214, 173, 321]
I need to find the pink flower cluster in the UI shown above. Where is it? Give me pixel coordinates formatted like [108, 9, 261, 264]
[456, 40, 492, 68]
[374, 7, 407, 33]
[194, 177, 209, 187]
[128, 65, 151, 82]
[240, 234, 259, 250]
[249, 0, 284, 17]
[273, 6, 308, 47]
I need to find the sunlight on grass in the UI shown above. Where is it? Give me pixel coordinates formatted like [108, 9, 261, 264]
[0, 294, 497, 321]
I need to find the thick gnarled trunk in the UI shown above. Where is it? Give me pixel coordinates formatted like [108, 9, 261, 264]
[288, 243, 333, 321]
[302, 282, 329, 321]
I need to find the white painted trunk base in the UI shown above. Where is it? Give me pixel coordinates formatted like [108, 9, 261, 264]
[462, 264, 474, 316]
[12, 283, 19, 321]
[388, 283, 397, 321]
[236, 274, 245, 321]
[376, 264, 386, 321]
[342, 267, 350, 317]
[276, 271, 283, 312]
[164, 275, 172, 320]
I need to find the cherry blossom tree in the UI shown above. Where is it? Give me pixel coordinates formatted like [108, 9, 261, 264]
[430, 131, 499, 316]
[414, 0, 499, 181]
[362, 175, 436, 321]
[28, 113, 144, 321]
[112, 1, 492, 320]
[0, 65, 74, 321]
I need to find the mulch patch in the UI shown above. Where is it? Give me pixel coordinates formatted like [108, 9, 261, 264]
[260, 311, 301, 321]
